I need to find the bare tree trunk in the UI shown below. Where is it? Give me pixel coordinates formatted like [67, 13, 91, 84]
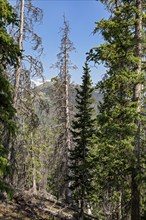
[13, 0, 24, 107]
[118, 191, 122, 220]
[52, 16, 76, 202]
[9, 0, 24, 177]
[64, 22, 71, 204]
[6, 1, 25, 186]
[30, 132, 37, 194]
[131, 0, 142, 219]
[79, 199, 84, 220]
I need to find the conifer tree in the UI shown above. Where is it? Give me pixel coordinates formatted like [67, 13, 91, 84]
[88, 0, 146, 219]
[50, 16, 76, 201]
[8, 0, 44, 192]
[12, 0, 43, 107]
[69, 62, 96, 220]
[0, 0, 20, 195]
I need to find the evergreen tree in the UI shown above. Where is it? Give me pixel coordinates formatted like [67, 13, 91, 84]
[0, 0, 20, 195]
[69, 62, 96, 220]
[88, 0, 146, 219]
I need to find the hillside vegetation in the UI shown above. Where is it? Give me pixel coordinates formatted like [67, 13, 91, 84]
[1, 0, 146, 219]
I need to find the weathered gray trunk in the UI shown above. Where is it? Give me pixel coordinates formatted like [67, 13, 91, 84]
[13, 0, 24, 107]
[6, 0, 25, 186]
[31, 132, 37, 194]
[64, 23, 71, 204]
[131, 0, 142, 219]
[79, 199, 85, 220]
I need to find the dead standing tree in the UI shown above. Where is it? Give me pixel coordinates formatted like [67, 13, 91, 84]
[9, 0, 44, 192]
[51, 16, 77, 202]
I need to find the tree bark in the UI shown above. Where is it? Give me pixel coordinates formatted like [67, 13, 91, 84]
[131, 0, 142, 219]
[31, 132, 37, 194]
[13, 0, 24, 107]
[79, 199, 84, 220]
[63, 18, 71, 204]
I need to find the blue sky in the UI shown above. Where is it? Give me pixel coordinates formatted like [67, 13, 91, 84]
[9, 0, 108, 84]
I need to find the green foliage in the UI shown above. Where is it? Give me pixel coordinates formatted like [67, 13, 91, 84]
[69, 62, 96, 208]
[0, 0, 20, 68]
[0, 179, 14, 199]
[88, 0, 146, 219]
[0, 0, 20, 195]
[0, 71, 16, 135]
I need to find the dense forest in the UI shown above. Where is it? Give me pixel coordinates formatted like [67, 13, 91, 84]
[0, 0, 146, 219]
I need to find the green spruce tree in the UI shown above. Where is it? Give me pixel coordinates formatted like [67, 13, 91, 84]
[69, 62, 96, 220]
[88, 0, 146, 219]
[0, 0, 20, 195]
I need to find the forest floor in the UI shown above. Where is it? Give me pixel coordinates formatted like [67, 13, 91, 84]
[0, 192, 76, 220]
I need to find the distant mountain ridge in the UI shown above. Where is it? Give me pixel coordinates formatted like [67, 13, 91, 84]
[35, 80, 103, 113]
